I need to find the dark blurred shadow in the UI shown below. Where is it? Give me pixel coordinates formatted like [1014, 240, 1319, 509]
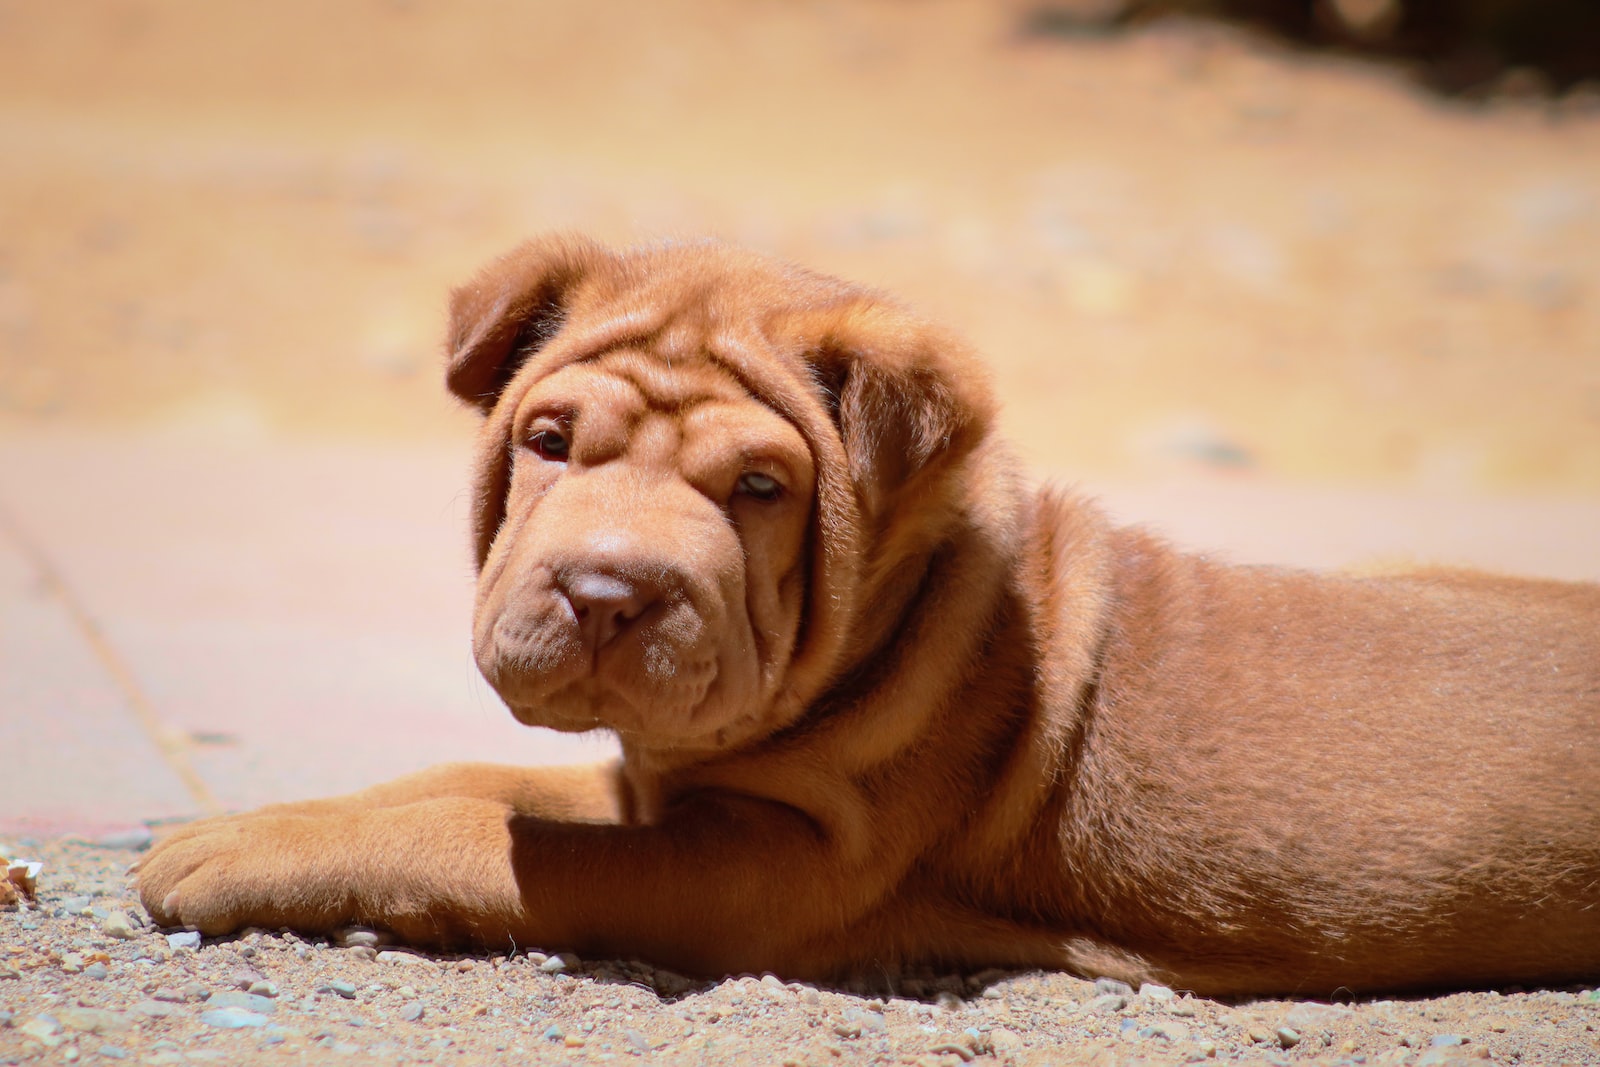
[1020, 0, 1600, 97]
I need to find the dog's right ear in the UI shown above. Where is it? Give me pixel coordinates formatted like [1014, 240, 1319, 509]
[445, 234, 608, 413]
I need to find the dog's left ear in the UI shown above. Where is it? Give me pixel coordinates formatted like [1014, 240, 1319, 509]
[801, 301, 997, 524]
[445, 234, 609, 413]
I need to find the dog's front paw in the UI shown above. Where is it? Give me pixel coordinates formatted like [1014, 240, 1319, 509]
[136, 797, 527, 947]
[137, 812, 362, 936]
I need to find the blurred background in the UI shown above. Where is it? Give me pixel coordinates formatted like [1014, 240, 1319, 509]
[3, 0, 1598, 488]
[1, 1, 1597, 833]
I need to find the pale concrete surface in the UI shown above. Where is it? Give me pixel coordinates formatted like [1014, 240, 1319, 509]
[0, 428, 1594, 839]
[0, 429, 614, 839]
[0, 513, 195, 838]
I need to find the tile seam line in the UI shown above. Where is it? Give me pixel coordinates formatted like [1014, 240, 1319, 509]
[0, 497, 223, 819]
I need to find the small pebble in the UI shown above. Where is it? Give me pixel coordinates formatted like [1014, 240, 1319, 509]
[18, 1016, 62, 1046]
[207, 991, 277, 1014]
[96, 1046, 128, 1060]
[166, 931, 200, 951]
[247, 980, 278, 998]
[538, 955, 568, 974]
[336, 928, 381, 948]
[400, 1002, 425, 1022]
[199, 1007, 269, 1030]
[231, 968, 265, 989]
[1089, 993, 1128, 1013]
[1431, 1034, 1466, 1047]
[324, 980, 358, 1000]
[56, 1007, 133, 1034]
[1140, 982, 1175, 1001]
[99, 912, 137, 940]
[60, 952, 85, 973]
[83, 962, 108, 980]
[1094, 977, 1134, 996]
[990, 1028, 1023, 1053]
[1276, 1026, 1302, 1048]
[543, 1024, 565, 1041]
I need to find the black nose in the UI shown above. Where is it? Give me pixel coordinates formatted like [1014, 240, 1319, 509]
[556, 571, 656, 649]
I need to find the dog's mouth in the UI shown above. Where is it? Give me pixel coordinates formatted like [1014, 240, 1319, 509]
[497, 655, 723, 744]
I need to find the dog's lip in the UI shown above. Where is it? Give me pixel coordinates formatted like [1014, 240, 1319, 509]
[506, 702, 603, 732]
[501, 662, 722, 740]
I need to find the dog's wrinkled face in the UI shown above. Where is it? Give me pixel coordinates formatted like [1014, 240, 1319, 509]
[474, 347, 814, 748]
[447, 235, 995, 759]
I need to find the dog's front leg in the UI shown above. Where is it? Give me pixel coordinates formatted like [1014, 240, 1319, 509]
[136, 762, 625, 943]
[136, 788, 853, 973]
[138, 796, 530, 946]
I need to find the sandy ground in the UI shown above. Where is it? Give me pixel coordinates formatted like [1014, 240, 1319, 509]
[3, 2, 1599, 1064]
[4, 840, 1600, 1066]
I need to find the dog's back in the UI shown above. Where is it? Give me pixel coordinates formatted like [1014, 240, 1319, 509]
[1051, 514, 1600, 995]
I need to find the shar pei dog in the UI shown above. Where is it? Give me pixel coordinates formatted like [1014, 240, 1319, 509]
[138, 235, 1600, 997]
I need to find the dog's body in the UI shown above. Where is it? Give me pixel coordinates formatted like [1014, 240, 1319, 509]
[138, 237, 1600, 997]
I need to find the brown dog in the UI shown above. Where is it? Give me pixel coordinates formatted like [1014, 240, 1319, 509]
[137, 235, 1600, 997]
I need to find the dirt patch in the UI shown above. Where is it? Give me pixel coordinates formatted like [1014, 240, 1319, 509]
[3, 839, 1599, 1066]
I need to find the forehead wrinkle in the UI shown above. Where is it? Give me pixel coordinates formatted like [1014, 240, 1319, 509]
[694, 332, 807, 426]
[522, 362, 644, 421]
[600, 349, 749, 417]
[680, 398, 805, 459]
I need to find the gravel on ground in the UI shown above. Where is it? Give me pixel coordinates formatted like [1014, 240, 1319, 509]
[3, 839, 1598, 1066]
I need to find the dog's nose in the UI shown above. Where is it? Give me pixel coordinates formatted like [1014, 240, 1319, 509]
[557, 571, 656, 649]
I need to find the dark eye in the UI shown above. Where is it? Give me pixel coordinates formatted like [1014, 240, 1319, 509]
[736, 471, 782, 501]
[530, 428, 570, 461]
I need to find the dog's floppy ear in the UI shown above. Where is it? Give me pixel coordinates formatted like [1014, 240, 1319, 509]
[802, 301, 996, 524]
[445, 234, 608, 413]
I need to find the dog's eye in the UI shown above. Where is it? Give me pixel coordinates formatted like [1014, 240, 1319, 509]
[736, 471, 782, 501]
[530, 429, 570, 461]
